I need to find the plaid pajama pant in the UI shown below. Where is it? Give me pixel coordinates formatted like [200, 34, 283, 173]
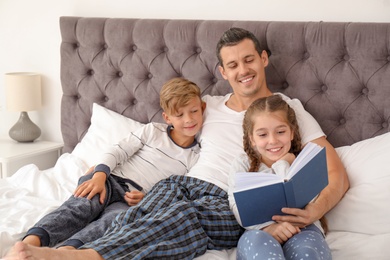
[81, 175, 244, 259]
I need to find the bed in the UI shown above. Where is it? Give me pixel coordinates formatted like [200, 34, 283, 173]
[1, 17, 390, 259]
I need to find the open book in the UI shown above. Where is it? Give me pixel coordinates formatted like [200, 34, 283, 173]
[233, 142, 328, 227]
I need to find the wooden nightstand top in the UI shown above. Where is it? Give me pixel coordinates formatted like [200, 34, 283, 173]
[0, 137, 64, 162]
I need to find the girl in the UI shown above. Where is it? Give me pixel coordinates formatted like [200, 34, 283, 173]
[228, 94, 331, 260]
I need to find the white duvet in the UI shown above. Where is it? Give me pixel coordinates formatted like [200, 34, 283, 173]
[0, 153, 87, 256]
[2, 131, 390, 259]
[0, 154, 235, 259]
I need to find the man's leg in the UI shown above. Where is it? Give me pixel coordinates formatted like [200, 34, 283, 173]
[81, 176, 243, 260]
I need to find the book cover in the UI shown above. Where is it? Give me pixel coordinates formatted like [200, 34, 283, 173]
[233, 143, 328, 227]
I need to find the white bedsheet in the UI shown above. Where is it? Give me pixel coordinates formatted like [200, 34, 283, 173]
[0, 154, 233, 259]
[2, 152, 385, 259]
[0, 153, 87, 256]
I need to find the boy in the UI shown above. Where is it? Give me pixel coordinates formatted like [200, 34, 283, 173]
[19, 77, 205, 250]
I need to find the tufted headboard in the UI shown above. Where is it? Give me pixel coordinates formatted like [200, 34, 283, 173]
[60, 17, 390, 153]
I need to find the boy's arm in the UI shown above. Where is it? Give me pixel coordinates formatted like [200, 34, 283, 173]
[124, 190, 145, 206]
[272, 136, 349, 227]
[84, 165, 95, 175]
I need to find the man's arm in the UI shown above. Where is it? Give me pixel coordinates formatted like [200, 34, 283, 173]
[272, 136, 349, 227]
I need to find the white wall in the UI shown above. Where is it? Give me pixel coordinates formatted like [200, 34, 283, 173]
[1, 0, 389, 143]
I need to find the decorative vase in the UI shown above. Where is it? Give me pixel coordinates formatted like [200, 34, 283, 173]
[9, 111, 41, 142]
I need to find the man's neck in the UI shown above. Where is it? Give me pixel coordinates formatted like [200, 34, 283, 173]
[226, 89, 273, 112]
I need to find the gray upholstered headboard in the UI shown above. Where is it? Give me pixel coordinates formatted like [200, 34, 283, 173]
[60, 17, 390, 153]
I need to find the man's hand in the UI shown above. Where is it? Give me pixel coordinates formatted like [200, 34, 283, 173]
[74, 171, 107, 204]
[272, 136, 350, 228]
[262, 222, 300, 244]
[272, 202, 321, 228]
[124, 190, 145, 206]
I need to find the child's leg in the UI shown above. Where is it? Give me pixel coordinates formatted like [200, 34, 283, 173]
[23, 174, 107, 247]
[236, 230, 285, 260]
[57, 175, 129, 248]
[283, 224, 332, 260]
[59, 201, 129, 248]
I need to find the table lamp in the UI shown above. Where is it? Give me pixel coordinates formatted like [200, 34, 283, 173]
[5, 72, 42, 142]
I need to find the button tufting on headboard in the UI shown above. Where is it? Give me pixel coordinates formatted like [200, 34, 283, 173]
[60, 17, 390, 153]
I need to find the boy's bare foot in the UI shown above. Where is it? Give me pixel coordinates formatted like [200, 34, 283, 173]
[22, 235, 41, 247]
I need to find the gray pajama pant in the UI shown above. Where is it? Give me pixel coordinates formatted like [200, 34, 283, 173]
[25, 173, 130, 248]
[237, 224, 332, 260]
[81, 175, 244, 260]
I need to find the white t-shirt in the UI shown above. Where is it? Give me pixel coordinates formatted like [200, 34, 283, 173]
[98, 122, 200, 193]
[187, 93, 325, 192]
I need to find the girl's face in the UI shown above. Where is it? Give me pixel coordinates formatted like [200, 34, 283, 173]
[249, 111, 294, 168]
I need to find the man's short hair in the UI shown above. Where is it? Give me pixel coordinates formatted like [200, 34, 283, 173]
[216, 27, 265, 67]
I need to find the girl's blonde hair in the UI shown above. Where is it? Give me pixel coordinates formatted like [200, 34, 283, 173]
[243, 95, 302, 172]
[160, 77, 201, 115]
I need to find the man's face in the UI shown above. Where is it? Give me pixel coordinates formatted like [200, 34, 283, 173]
[218, 39, 268, 98]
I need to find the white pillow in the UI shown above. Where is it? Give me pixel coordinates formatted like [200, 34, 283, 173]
[71, 103, 144, 166]
[326, 132, 390, 235]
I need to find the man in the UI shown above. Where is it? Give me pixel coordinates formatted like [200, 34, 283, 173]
[7, 27, 349, 260]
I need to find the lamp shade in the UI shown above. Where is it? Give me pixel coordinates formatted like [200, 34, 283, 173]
[5, 72, 42, 112]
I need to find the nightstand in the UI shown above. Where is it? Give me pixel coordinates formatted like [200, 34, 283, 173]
[0, 137, 64, 178]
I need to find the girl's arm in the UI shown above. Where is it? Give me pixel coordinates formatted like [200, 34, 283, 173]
[262, 222, 300, 244]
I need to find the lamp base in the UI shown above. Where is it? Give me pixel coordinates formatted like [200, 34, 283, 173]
[9, 111, 41, 142]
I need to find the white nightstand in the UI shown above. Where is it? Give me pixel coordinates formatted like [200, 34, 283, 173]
[0, 137, 64, 178]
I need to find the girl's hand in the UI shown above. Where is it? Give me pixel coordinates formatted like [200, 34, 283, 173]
[262, 222, 300, 244]
[124, 190, 145, 206]
[280, 153, 296, 165]
[74, 171, 107, 204]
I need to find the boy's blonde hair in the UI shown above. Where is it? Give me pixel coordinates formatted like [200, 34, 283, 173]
[160, 77, 202, 115]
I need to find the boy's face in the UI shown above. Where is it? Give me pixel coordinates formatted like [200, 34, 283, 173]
[163, 97, 205, 144]
[218, 39, 269, 98]
[249, 110, 294, 168]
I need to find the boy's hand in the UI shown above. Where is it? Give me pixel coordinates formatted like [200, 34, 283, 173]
[124, 190, 145, 206]
[74, 171, 107, 204]
[84, 165, 95, 175]
[262, 222, 300, 244]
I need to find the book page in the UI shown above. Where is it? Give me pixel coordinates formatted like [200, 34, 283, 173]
[287, 142, 322, 179]
[234, 171, 283, 192]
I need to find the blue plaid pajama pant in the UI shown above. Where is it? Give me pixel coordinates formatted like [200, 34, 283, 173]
[81, 175, 244, 259]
